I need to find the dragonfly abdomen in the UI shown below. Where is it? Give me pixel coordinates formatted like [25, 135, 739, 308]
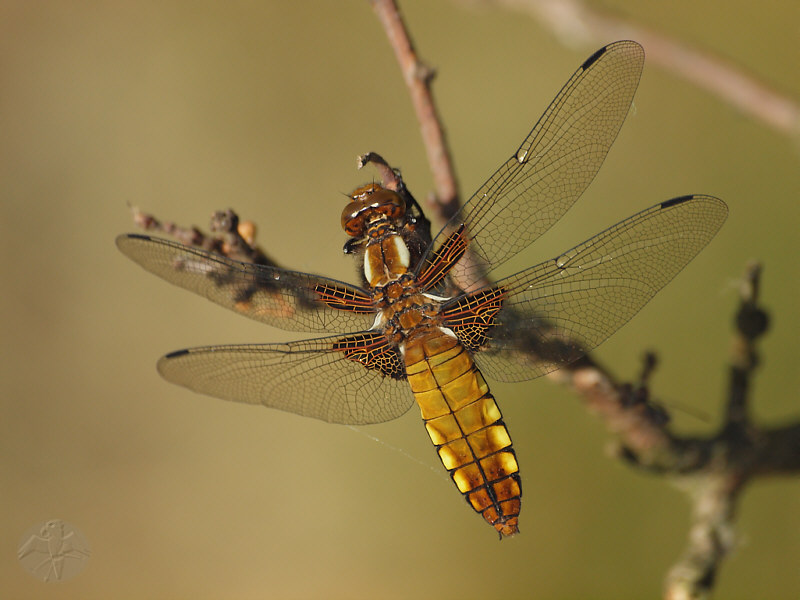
[402, 328, 521, 537]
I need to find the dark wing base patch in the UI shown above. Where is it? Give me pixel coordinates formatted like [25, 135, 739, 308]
[332, 333, 406, 380]
[416, 225, 469, 291]
[441, 287, 507, 351]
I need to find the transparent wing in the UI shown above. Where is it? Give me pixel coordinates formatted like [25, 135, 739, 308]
[117, 233, 375, 334]
[157, 335, 415, 425]
[429, 40, 645, 289]
[465, 195, 728, 382]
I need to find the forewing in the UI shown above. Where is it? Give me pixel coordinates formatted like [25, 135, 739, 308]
[429, 40, 645, 289]
[117, 233, 375, 334]
[157, 335, 415, 425]
[468, 195, 728, 382]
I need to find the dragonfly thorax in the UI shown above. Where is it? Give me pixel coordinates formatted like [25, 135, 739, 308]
[360, 230, 409, 288]
[380, 289, 442, 344]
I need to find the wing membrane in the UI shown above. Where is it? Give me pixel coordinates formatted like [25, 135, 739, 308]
[430, 40, 645, 288]
[466, 195, 728, 382]
[157, 335, 415, 425]
[116, 234, 375, 334]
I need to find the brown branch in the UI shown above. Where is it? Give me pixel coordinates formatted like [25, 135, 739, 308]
[546, 356, 687, 470]
[370, 0, 461, 219]
[129, 205, 275, 265]
[544, 261, 792, 598]
[456, 0, 800, 138]
[551, 260, 795, 599]
[664, 475, 739, 600]
[357, 152, 404, 191]
[660, 264, 761, 598]
[726, 261, 767, 424]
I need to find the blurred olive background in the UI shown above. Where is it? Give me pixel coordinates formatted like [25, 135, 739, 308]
[2, 1, 798, 598]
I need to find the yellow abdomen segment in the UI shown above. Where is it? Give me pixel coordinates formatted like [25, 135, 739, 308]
[403, 329, 521, 537]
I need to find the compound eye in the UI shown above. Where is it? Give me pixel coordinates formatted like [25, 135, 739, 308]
[341, 201, 366, 237]
[385, 195, 405, 221]
[368, 187, 405, 222]
[341, 184, 406, 237]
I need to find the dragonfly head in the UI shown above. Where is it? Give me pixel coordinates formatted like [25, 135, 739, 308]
[341, 183, 406, 239]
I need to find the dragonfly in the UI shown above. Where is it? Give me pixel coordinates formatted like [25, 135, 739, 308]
[117, 41, 727, 538]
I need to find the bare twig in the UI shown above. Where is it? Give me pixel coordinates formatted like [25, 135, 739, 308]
[457, 0, 800, 138]
[546, 357, 685, 470]
[129, 205, 274, 265]
[357, 152, 404, 191]
[661, 261, 767, 600]
[370, 0, 461, 219]
[543, 261, 791, 599]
